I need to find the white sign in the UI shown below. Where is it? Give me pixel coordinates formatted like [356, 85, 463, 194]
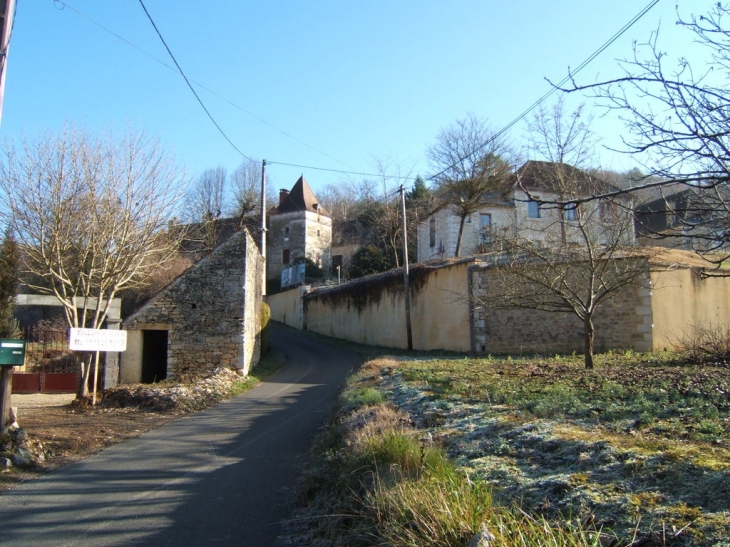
[69, 328, 127, 352]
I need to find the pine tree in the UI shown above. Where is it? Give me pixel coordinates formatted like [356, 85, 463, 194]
[0, 230, 19, 338]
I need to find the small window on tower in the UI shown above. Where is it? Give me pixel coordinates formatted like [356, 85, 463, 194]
[283, 249, 290, 264]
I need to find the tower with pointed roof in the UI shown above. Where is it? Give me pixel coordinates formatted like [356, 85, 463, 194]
[266, 176, 332, 291]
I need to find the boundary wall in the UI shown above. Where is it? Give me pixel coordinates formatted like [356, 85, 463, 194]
[267, 257, 730, 355]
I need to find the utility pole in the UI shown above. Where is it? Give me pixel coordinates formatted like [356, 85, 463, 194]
[0, 0, 16, 126]
[260, 159, 267, 296]
[400, 185, 413, 350]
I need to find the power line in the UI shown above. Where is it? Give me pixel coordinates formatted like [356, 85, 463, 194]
[424, 0, 661, 184]
[137, 0, 253, 161]
[266, 160, 412, 181]
[55, 0, 355, 170]
[56, 0, 660, 184]
[272, 0, 660, 183]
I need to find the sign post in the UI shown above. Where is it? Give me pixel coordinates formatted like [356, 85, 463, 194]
[69, 329, 127, 405]
[0, 340, 25, 435]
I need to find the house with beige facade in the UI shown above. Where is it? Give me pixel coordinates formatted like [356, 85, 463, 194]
[417, 161, 633, 261]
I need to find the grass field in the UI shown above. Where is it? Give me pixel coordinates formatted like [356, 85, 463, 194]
[292, 351, 730, 546]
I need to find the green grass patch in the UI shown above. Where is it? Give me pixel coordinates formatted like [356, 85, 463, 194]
[288, 349, 730, 546]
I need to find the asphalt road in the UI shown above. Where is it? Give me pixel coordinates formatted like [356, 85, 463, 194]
[0, 323, 360, 546]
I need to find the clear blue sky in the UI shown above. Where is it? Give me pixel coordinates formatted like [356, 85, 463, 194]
[0, 0, 710, 195]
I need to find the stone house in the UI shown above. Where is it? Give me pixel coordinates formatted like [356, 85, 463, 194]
[417, 161, 633, 261]
[120, 229, 263, 383]
[266, 176, 332, 292]
[633, 183, 730, 253]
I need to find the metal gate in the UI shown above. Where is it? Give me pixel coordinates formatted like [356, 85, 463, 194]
[12, 326, 78, 393]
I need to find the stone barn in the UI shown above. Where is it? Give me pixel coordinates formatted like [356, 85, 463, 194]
[120, 229, 263, 383]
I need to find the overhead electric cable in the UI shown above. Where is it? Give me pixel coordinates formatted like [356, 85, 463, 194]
[55, 0, 354, 170]
[424, 0, 661, 184]
[137, 0, 252, 161]
[56, 0, 660, 183]
[266, 160, 412, 181]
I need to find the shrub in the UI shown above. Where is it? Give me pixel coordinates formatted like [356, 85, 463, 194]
[260, 302, 271, 355]
[676, 323, 730, 365]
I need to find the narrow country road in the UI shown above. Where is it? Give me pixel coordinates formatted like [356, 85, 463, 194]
[0, 323, 360, 546]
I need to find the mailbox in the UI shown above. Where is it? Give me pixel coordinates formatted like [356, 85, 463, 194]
[0, 340, 25, 366]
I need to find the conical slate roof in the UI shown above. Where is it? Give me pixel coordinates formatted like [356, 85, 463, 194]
[276, 176, 329, 216]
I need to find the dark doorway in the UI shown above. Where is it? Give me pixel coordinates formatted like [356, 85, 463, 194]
[141, 330, 168, 384]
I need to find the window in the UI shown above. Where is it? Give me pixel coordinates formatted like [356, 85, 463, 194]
[479, 213, 492, 243]
[285, 227, 290, 235]
[528, 199, 541, 219]
[600, 200, 617, 223]
[563, 203, 578, 222]
[282, 249, 290, 265]
[429, 217, 436, 247]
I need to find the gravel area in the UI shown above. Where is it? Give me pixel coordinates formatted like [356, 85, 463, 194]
[10, 392, 76, 409]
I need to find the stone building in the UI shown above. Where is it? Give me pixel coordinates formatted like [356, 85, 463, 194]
[417, 161, 633, 261]
[120, 229, 263, 383]
[267, 176, 332, 292]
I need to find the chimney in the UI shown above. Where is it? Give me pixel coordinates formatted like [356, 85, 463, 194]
[279, 189, 290, 206]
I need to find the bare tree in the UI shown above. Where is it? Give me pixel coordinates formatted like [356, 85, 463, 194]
[561, 3, 730, 268]
[318, 179, 362, 225]
[427, 113, 513, 256]
[482, 193, 644, 369]
[368, 157, 414, 268]
[525, 96, 598, 167]
[474, 102, 647, 369]
[0, 127, 187, 398]
[184, 166, 227, 251]
[229, 158, 268, 219]
[187, 166, 227, 220]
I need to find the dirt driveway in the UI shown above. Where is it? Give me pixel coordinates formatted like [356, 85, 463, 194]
[2, 391, 176, 490]
[11, 392, 76, 409]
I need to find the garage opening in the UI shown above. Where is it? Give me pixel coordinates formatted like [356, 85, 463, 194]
[141, 330, 168, 383]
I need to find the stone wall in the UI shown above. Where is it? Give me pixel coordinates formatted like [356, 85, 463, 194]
[266, 285, 308, 330]
[122, 229, 263, 380]
[270, 253, 730, 357]
[651, 266, 730, 350]
[471, 266, 653, 354]
[301, 261, 472, 352]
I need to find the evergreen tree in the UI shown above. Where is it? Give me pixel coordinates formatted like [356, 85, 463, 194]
[0, 230, 19, 338]
[348, 245, 394, 278]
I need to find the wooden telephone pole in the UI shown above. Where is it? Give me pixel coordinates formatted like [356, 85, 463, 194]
[400, 185, 413, 350]
[260, 159, 267, 296]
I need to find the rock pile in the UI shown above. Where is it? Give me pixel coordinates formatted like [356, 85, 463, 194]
[98, 366, 243, 413]
[0, 427, 47, 469]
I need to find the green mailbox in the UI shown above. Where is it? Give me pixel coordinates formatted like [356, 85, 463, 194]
[0, 340, 25, 366]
